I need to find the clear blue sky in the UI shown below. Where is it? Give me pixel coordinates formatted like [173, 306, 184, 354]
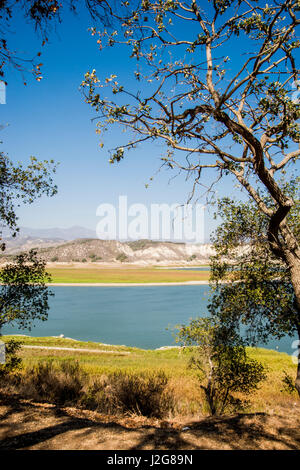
[0, 4, 297, 242]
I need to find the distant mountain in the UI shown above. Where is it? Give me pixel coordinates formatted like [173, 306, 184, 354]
[0, 238, 216, 264]
[1, 236, 67, 254]
[0, 224, 216, 263]
[2, 225, 97, 241]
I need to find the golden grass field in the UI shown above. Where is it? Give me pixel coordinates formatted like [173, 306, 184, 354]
[46, 264, 210, 283]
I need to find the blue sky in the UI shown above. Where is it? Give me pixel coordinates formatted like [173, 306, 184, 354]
[1, 4, 297, 242]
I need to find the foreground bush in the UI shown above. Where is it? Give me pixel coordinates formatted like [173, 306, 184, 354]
[0, 339, 22, 380]
[7, 360, 174, 418]
[19, 360, 86, 405]
[83, 370, 174, 418]
[176, 318, 267, 415]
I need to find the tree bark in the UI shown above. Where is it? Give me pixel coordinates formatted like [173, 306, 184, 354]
[268, 211, 300, 395]
[288, 257, 300, 395]
[296, 349, 300, 396]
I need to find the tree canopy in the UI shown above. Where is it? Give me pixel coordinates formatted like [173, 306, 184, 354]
[81, 0, 300, 391]
[0, 153, 57, 248]
[0, 152, 57, 335]
[210, 190, 299, 342]
[82, 1, 299, 277]
[176, 317, 267, 415]
[0, 0, 114, 83]
[0, 249, 52, 331]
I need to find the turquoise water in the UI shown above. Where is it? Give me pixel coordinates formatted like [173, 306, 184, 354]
[2, 285, 297, 354]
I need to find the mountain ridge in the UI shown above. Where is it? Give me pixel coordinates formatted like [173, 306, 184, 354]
[0, 237, 215, 265]
[1, 225, 97, 240]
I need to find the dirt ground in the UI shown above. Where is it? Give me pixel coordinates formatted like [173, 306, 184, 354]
[0, 393, 300, 450]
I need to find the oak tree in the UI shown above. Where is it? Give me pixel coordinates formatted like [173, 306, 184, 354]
[0, 152, 57, 372]
[176, 317, 267, 415]
[209, 188, 300, 393]
[81, 0, 300, 389]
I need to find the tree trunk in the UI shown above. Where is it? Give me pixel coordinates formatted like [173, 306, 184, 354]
[296, 351, 300, 396]
[288, 257, 300, 395]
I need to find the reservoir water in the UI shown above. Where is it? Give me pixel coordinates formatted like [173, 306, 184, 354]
[2, 285, 297, 354]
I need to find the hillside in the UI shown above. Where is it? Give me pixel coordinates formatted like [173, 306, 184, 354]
[0, 238, 215, 265]
[1, 336, 299, 450]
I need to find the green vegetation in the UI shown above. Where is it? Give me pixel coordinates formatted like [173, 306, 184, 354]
[128, 240, 161, 252]
[176, 318, 267, 415]
[0, 339, 22, 378]
[0, 154, 57, 379]
[1, 335, 191, 376]
[0, 154, 57, 241]
[0, 251, 53, 330]
[1, 335, 298, 416]
[210, 194, 300, 393]
[45, 266, 210, 283]
[0, 154, 56, 335]
[89, 253, 102, 262]
[115, 253, 128, 263]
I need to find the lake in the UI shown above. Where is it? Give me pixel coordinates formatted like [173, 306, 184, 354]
[2, 285, 297, 354]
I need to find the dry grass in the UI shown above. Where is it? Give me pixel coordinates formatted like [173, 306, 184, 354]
[3, 361, 177, 419]
[45, 265, 210, 283]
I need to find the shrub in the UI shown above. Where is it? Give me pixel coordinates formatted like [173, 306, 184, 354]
[176, 318, 267, 415]
[91, 256, 102, 262]
[116, 253, 128, 262]
[106, 371, 173, 418]
[17, 360, 87, 405]
[9, 361, 173, 418]
[81, 370, 173, 418]
[281, 371, 298, 394]
[0, 339, 22, 380]
[51, 256, 58, 262]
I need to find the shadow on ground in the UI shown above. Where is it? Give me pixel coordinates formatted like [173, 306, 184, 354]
[0, 393, 299, 450]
